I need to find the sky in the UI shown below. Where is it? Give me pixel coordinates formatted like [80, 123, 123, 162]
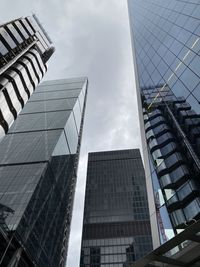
[0, 1, 141, 266]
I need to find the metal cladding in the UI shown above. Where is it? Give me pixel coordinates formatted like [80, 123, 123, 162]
[0, 15, 54, 139]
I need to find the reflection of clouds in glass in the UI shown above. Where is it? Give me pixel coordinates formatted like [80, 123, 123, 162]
[1, 0, 138, 265]
[0, 163, 45, 231]
[165, 228, 175, 240]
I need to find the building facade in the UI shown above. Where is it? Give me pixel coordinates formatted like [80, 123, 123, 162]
[0, 15, 54, 139]
[128, 0, 200, 246]
[0, 78, 88, 267]
[80, 149, 153, 267]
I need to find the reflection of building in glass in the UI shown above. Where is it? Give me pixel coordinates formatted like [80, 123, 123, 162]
[128, 0, 200, 248]
[0, 15, 55, 139]
[0, 78, 88, 266]
[80, 149, 153, 267]
[143, 85, 200, 240]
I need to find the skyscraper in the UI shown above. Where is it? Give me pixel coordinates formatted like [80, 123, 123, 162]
[128, 0, 200, 247]
[0, 15, 54, 139]
[80, 149, 153, 267]
[0, 77, 88, 267]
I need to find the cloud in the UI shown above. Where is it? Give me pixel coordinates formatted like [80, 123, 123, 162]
[0, 1, 140, 266]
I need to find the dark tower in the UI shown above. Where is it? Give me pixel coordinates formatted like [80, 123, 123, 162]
[80, 149, 153, 267]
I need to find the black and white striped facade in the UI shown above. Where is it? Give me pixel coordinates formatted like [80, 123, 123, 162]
[0, 15, 54, 139]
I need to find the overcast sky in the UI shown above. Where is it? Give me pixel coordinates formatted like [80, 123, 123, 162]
[1, 1, 141, 266]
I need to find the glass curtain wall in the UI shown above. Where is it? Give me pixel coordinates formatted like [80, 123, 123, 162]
[128, 0, 200, 245]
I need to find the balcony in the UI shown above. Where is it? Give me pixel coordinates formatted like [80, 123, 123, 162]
[156, 152, 185, 177]
[146, 124, 170, 142]
[159, 165, 189, 189]
[170, 209, 186, 228]
[144, 115, 165, 132]
[178, 109, 199, 124]
[166, 181, 199, 211]
[174, 102, 191, 113]
[149, 133, 175, 153]
[184, 197, 200, 222]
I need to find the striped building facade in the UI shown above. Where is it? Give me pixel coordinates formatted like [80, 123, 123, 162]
[0, 15, 54, 140]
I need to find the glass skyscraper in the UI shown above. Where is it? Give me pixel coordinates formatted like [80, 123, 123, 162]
[128, 0, 200, 247]
[80, 149, 153, 267]
[0, 78, 88, 266]
[0, 15, 54, 139]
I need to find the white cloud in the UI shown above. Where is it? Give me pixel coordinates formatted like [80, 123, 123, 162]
[0, 1, 140, 266]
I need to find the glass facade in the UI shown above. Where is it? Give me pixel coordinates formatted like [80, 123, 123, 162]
[0, 78, 88, 267]
[80, 149, 153, 267]
[128, 0, 200, 246]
